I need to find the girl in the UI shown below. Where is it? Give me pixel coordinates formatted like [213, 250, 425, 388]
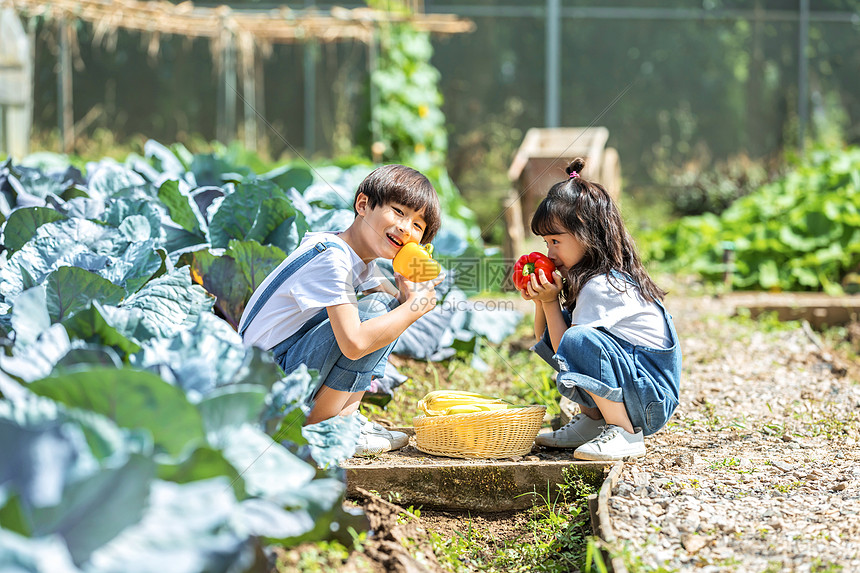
[521, 158, 681, 461]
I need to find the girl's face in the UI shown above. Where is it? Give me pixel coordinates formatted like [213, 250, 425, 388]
[541, 232, 586, 274]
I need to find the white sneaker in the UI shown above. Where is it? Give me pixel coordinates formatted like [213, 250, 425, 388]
[354, 414, 409, 457]
[573, 425, 646, 461]
[535, 413, 606, 448]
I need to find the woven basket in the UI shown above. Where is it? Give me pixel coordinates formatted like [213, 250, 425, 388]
[413, 405, 547, 459]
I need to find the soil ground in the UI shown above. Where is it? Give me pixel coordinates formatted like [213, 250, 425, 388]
[604, 293, 860, 572]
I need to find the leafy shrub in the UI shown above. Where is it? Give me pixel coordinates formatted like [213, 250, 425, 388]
[642, 147, 860, 293]
[662, 154, 775, 217]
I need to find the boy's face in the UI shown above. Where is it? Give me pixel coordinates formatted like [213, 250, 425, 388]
[356, 193, 427, 259]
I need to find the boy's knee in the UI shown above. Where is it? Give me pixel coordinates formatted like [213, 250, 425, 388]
[358, 292, 397, 318]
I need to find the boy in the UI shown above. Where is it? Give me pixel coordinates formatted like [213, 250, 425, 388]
[239, 164, 442, 456]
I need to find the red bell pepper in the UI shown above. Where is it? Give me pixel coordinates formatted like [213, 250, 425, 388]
[512, 252, 556, 290]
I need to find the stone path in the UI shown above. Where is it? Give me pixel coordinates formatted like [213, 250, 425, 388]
[604, 294, 860, 572]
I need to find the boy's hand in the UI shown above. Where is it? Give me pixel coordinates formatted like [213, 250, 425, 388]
[394, 273, 410, 305]
[522, 269, 562, 303]
[397, 272, 443, 316]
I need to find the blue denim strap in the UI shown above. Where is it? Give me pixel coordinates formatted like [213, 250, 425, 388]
[609, 269, 637, 288]
[239, 241, 343, 338]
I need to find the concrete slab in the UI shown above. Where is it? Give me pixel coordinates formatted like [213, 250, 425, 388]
[344, 459, 608, 512]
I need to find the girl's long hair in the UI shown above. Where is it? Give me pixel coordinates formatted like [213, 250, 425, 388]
[530, 157, 666, 310]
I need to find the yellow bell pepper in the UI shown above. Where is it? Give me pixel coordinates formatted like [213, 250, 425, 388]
[393, 241, 441, 282]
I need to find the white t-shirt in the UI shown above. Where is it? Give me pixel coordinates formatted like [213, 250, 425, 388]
[239, 232, 381, 350]
[571, 274, 672, 349]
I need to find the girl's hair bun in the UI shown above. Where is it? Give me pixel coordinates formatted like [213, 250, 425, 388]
[566, 157, 586, 177]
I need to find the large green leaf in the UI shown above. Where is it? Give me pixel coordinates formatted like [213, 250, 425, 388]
[83, 479, 256, 572]
[31, 454, 155, 565]
[53, 347, 123, 376]
[208, 181, 295, 248]
[264, 211, 309, 256]
[45, 267, 125, 323]
[10, 286, 50, 346]
[188, 241, 284, 329]
[190, 152, 252, 187]
[101, 197, 162, 237]
[196, 384, 268, 438]
[162, 225, 209, 255]
[0, 324, 71, 382]
[228, 240, 286, 294]
[86, 161, 148, 201]
[0, 397, 155, 565]
[6, 169, 71, 201]
[100, 241, 166, 294]
[261, 165, 314, 193]
[0, 413, 95, 510]
[61, 402, 153, 461]
[28, 367, 206, 457]
[157, 446, 245, 498]
[1, 207, 66, 255]
[211, 424, 316, 504]
[158, 179, 204, 234]
[120, 268, 214, 339]
[130, 313, 280, 396]
[0, 219, 115, 301]
[61, 302, 142, 355]
[300, 414, 361, 469]
[0, 529, 82, 572]
[187, 249, 247, 329]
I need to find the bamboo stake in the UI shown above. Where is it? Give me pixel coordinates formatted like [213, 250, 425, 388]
[57, 17, 73, 153]
[239, 32, 256, 151]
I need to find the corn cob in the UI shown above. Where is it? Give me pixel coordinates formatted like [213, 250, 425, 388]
[417, 390, 512, 417]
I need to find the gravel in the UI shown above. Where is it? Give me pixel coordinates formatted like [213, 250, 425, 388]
[604, 294, 860, 572]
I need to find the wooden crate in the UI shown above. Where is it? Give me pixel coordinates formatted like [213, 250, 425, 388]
[504, 127, 620, 259]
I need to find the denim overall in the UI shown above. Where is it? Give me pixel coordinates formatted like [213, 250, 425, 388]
[240, 241, 398, 395]
[532, 273, 682, 436]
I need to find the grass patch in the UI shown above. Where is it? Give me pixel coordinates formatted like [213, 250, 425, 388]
[417, 469, 602, 572]
[273, 531, 369, 572]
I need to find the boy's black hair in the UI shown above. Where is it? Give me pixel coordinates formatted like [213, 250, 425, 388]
[531, 157, 666, 309]
[354, 164, 442, 243]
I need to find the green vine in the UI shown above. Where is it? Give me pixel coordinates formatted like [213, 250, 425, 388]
[368, 0, 447, 166]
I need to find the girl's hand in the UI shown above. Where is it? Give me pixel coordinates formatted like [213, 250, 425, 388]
[525, 269, 562, 303]
[519, 284, 541, 303]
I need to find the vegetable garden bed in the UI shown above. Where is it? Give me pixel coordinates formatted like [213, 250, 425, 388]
[724, 291, 860, 329]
